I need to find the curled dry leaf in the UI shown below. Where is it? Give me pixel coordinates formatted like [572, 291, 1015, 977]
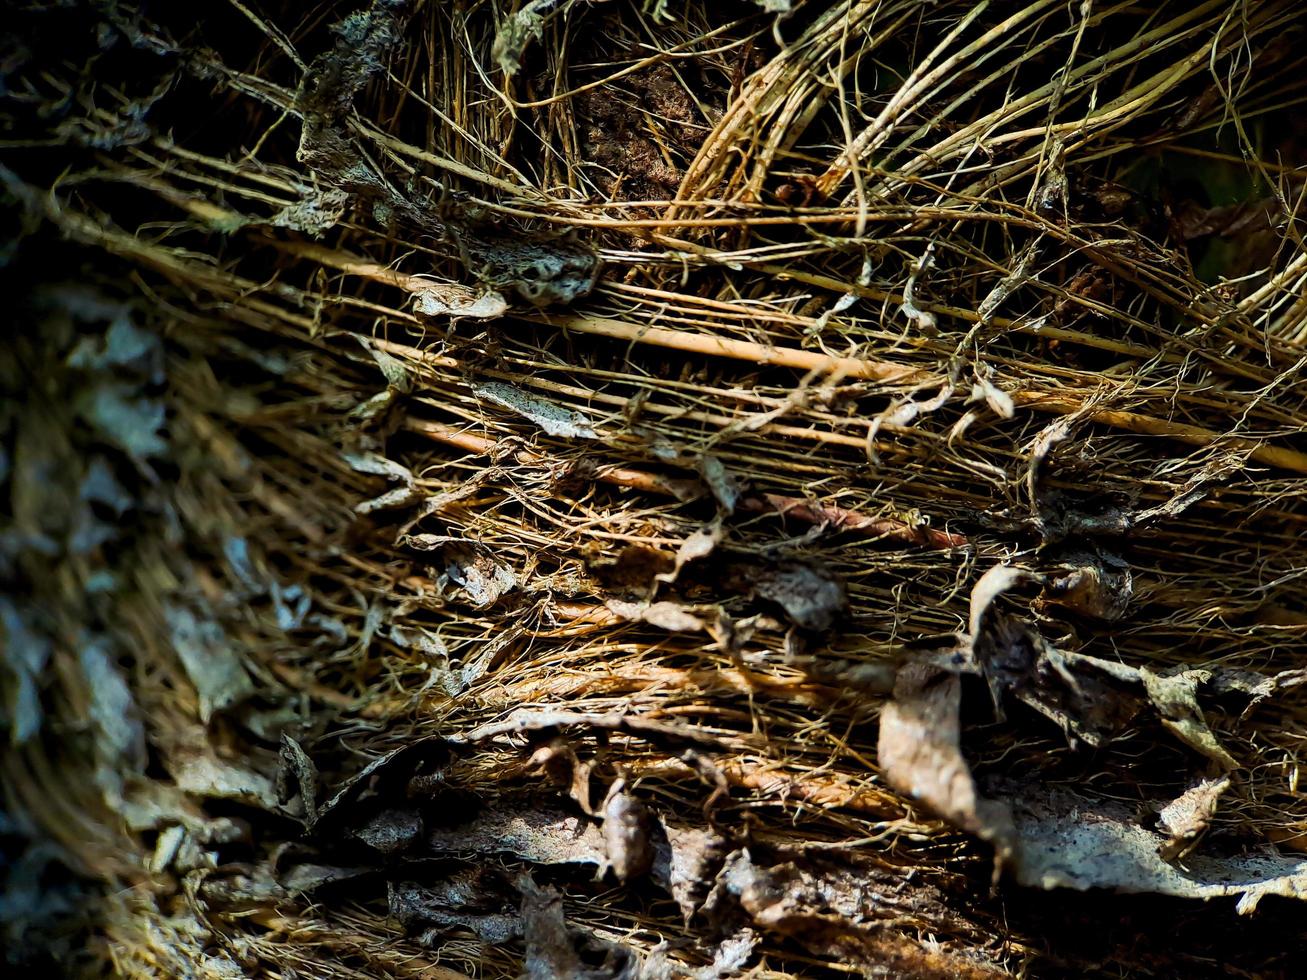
[970, 376, 1015, 419]
[447, 550, 517, 607]
[427, 807, 607, 868]
[343, 452, 419, 513]
[518, 875, 642, 980]
[877, 663, 1016, 859]
[1139, 668, 1239, 772]
[353, 807, 423, 854]
[652, 819, 730, 925]
[269, 187, 351, 236]
[697, 455, 740, 514]
[165, 605, 255, 723]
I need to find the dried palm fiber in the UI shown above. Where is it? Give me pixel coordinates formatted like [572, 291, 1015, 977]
[3, 0, 1307, 975]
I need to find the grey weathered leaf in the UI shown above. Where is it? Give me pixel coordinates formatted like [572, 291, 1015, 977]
[167, 736, 278, 808]
[702, 848, 1004, 979]
[877, 663, 1016, 858]
[0, 598, 52, 743]
[1013, 790, 1307, 914]
[652, 819, 728, 924]
[357, 335, 410, 392]
[1139, 668, 1239, 771]
[79, 639, 146, 786]
[270, 187, 350, 236]
[389, 874, 520, 945]
[353, 807, 422, 854]
[344, 452, 419, 513]
[519, 874, 641, 980]
[427, 807, 606, 867]
[280, 863, 371, 894]
[492, 0, 567, 77]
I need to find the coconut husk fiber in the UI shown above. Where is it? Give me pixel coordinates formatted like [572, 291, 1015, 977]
[4, 0, 1307, 976]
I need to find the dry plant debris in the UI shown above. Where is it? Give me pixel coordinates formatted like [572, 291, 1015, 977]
[3, 0, 1307, 976]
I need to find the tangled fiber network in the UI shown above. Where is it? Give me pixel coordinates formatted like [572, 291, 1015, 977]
[3, 0, 1307, 976]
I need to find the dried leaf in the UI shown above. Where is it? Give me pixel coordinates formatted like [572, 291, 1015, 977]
[867, 383, 953, 465]
[1139, 668, 1239, 771]
[353, 807, 423, 854]
[899, 244, 938, 333]
[390, 872, 521, 944]
[969, 376, 1015, 419]
[877, 664, 1016, 858]
[879, 562, 1307, 912]
[167, 737, 278, 809]
[651, 819, 729, 924]
[78, 385, 167, 458]
[492, 0, 569, 77]
[474, 381, 599, 440]
[519, 875, 641, 980]
[1012, 790, 1307, 914]
[0, 598, 52, 743]
[703, 849, 1006, 979]
[344, 452, 418, 513]
[357, 335, 410, 392]
[280, 863, 372, 894]
[79, 639, 146, 790]
[968, 566, 1138, 744]
[312, 736, 451, 833]
[270, 187, 350, 236]
[66, 310, 161, 374]
[1038, 555, 1133, 621]
[461, 230, 599, 307]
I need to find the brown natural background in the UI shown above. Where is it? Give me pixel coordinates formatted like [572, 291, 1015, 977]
[3, 1, 1307, 976]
